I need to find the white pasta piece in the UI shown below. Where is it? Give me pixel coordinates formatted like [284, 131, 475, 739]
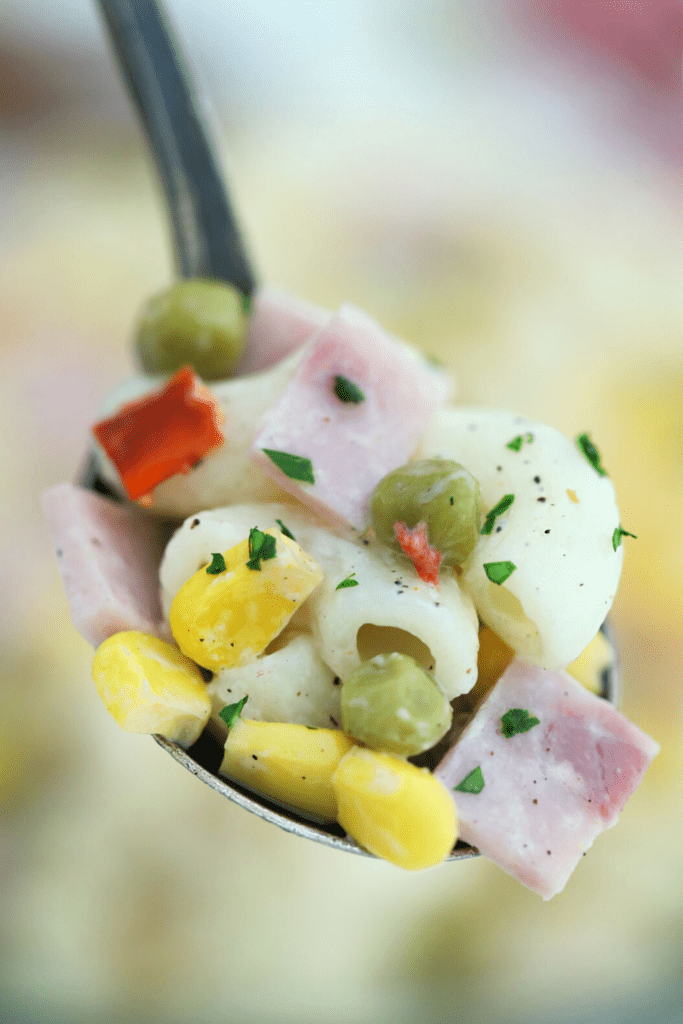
[304, 534, 479, 701]
[207, 634, 341, 735]
[160, 502, 479, 700]
[419, 407, 624, 669]
[92, 352, 303, 518]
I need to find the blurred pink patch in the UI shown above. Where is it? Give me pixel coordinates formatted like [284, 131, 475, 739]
[528, 0, 683, 93]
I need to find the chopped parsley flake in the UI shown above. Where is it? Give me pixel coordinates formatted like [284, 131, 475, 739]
[506, 432, 533, 452]
[333, 375, 365, 404]
[454, 766, 484, 794]
[241, 292, 252, 316]
[246, 527, 277, 570]
[481, 493, 515, 535]
[576, 433, 608, 476]
[206, 552, 226, 574]
[219, 694, 248, 729]
[262, 449, 315, 484]
[501, 708, 540, 737]
[275, 518, 296, 541]
[483, 560, 517, 585]
[336, 572, 358, 590]
[612, 525, 637, 551]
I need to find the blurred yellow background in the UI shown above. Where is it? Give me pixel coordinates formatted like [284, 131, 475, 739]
[1, 3, 682, 1023]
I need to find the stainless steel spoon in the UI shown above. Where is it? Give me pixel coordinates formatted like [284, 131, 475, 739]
[86, 0, 621, 860]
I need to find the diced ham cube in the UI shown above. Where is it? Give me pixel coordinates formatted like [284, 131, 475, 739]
[250, 307, 452, 530]
[434, 660, 659, 899]
[236, 286, 331, 376]
[42, 483, 170, 647]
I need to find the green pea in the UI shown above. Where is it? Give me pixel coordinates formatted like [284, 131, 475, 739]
[133, 279, 249, 381]
[370, 458, 481, 566]
[341, 653, 452, 756]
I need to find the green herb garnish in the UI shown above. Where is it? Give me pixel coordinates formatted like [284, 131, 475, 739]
[483, 560, 517, 585]
[241, 292, 252, 316]
[336, 572, 358, 590]
[612, 525, 637, 551]
[333, 375, 365, 404]
[206, 552, 227, 574]
[576, 433, 608, 476]
[454, 766, 485, 794]
[219, 694, 248, 729]
[246, 527, 277, 570]
[506, 432, 533, 452]
[276, 518, 296, 541]
[481, 493, 515, 535]
[501, 708, 540, 737]
[262, 449, 315, 484]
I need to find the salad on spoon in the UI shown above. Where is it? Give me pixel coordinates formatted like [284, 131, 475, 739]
[43, 0, 657, 899]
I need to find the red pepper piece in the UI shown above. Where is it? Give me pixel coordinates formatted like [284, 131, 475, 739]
[393, 520, 442, 588]
[92, 366, 224, 502]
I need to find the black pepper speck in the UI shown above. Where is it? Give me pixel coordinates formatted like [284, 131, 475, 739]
[190, 518, 200, 529]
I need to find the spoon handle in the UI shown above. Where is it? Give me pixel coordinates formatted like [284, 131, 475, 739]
[96, 0, 256, 295]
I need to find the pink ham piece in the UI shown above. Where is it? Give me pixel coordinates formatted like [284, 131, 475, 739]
[435, 660, 659, 900]
[250, 307, 452, 530]
[236, 286, 331, 376]
[43, 483, 170, 648]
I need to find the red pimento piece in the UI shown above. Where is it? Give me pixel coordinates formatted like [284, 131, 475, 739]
[393, 520, 442, 587]
[92, 366, 224, 502]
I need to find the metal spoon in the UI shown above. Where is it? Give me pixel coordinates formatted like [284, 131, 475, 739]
[87, 0, 620, 860]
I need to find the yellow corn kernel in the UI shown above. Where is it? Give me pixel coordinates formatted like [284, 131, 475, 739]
[92, 631, 211, 747]
[332, 747, 457, 870]
[567, 630, 615, 695]
[169, 530, 323, 671]
[467, 626, 515, 707]
[219, 719, 354, 820]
